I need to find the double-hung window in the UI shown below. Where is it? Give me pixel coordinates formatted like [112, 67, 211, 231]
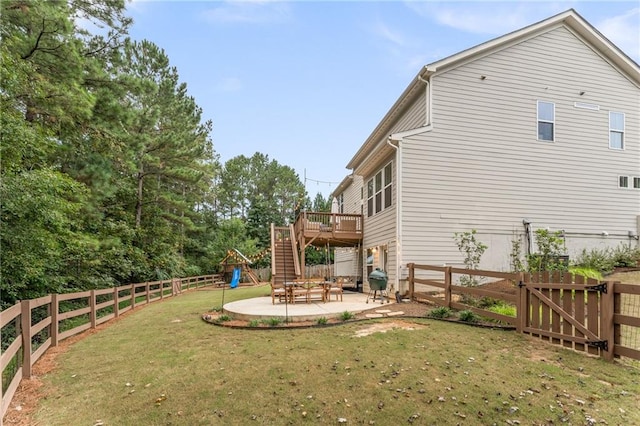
[609, 112, 624, 150]
[366, 162, 393, 217]
[537, 101, 555, 141]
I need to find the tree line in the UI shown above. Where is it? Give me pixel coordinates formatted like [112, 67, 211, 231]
[0, 0, 331, 308]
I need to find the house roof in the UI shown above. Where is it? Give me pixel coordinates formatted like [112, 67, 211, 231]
[330, 174, 353, 199]
[346, 9, 640, 173]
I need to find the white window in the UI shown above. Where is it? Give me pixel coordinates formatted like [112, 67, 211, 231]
[537, 101, 555, 141]
[366, 162, 393, 217]
[384, 163, 392, 209]
[619, 176, 629, 188]
[609, 112, 624, 150]
[634, 177, 640, 189]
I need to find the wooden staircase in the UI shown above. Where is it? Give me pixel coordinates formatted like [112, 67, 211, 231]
[271, 224, 301, 285]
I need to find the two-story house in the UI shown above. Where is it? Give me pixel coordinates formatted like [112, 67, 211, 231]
[332, 9, 640, 295]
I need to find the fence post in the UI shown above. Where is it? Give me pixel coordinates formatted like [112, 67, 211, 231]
[444, 266, 452, 308]
[113, 286, 120, 318]
[90, 290, 97, 329]
[21, 300, 32, 379]
[146, 282, 150, 304]
[516, 272, 526, 333]
[131, 284, 136, 309]
[51, 294, 59, 347]
[408, 263, 414, 300]
[600, 281, 615, 361]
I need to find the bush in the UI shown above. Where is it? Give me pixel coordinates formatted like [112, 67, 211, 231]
[263, 317, 283, 327]
[316, 317, 328, 325]
[428, 306, 452, 319]
[215, 314, 232, 323]
[248, 319, 260, 327]
[458, 310, 478, 323]
[569, 267, 603, 281]
[612, 244, 640, 268]
[573, 248, 615, 274]
[486, 303, 516, 317]
[339, 311, 355, 321]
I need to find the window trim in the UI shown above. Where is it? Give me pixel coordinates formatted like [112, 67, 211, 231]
[619, 175, 629, 188]
[633, 177, 640, 189]
[537, 100, 555, 142]
[609, 111, 625, 150]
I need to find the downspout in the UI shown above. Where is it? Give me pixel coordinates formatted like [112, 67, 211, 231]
[417, 74, 432, 126]
[386, 137, 401, 294]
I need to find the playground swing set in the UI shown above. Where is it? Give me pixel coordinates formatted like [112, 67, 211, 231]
[219, 248, 261, 288]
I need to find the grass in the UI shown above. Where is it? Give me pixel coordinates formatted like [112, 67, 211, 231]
[32, 285, 640, 425]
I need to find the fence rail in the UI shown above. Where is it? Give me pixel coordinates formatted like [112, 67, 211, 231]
[408, 264, 640, 362]
[0, 274, 220, 422]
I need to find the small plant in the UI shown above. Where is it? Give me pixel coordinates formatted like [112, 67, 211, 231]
[510, 233, 524, 272]
[486, 302, 516, 317]
[263, 317, 283, 327]
[339, 311, 354, 321]
[458, 310, 478, 323]
[526, 229, 567, 272]
[453, 229, 488, 287]
[248, 319, 260, 327]
[569, 266, 603, 281]
[428, 306, 453, 319]
[211, 306, 223, 312]
[214, 314, 232, 323]
[316, 317, 328, 325]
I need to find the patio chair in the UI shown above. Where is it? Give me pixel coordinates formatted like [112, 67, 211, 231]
[306, 282, 326, 303]
[327, 277, 344, 302]
[271, 282, 286, 304]
[290, 282, 309, 304]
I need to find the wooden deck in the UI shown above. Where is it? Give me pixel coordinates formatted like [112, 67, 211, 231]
[294, 212, 363, 247]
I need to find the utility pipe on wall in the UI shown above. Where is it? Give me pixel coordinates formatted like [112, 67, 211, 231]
[386, 137, 401, 293]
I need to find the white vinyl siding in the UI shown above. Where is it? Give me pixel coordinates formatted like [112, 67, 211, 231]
[609, 111, 625, 149]
[396, 26, 639, 272]
[537, 101, 555, 141]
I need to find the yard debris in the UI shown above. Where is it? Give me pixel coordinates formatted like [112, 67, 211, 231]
[338, 417, 347, 423]
[407, 413, 420, 423]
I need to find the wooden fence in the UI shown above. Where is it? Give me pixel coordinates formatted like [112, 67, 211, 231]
[0, 274, 220, 422]
[408, 264, 640, 362]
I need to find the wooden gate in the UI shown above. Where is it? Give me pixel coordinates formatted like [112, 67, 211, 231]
[519, 272, 615, 360]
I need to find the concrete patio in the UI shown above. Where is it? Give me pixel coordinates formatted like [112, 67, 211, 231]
[223, 291, 393, 322]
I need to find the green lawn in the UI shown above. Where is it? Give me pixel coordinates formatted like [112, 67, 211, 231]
[33, 286, 639, 425]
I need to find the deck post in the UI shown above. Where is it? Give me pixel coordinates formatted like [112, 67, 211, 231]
[444, 266, 452, 308]
[408, 263, 414, 300]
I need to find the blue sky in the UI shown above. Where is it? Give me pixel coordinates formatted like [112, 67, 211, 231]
[126, 1, 640, 198]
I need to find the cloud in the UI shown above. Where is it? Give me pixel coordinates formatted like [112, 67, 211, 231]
[405, 1, 568, 35]
[597, 8, 640, 62]
[371, 20, 407, 46]
[201, 0, 292, 24]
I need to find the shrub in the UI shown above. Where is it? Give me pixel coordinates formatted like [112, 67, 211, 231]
[612, 244, 640, 268]
[486, 303, 516, 317]
[569, 266, 603, 281]
[316, 317, 328, 325]
[248, 319, 260, 327]
[458, 310, 478, 323]
[215, 314, 231, 323]
[263, 317, 283, 327]
[453, 229, 488, 287]
[339, 311, 355, 321]
[526, 229, 567, 272]
[428, 306, 452, 319]
[573, 247, 615, 274]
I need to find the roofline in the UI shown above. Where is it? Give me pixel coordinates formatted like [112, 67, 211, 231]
[330, 174, 354, 199]
[345, 9, 640, 172]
